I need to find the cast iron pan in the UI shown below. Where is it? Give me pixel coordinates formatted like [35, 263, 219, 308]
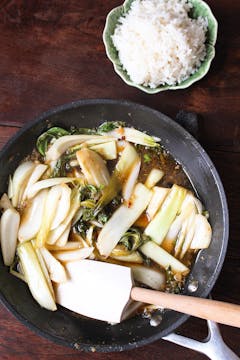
[0, 99, 228, 352]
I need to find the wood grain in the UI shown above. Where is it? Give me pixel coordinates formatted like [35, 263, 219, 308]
[0, 0, 239, 358]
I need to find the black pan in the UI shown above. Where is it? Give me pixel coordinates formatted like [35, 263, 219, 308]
[0, 99, 228, 352]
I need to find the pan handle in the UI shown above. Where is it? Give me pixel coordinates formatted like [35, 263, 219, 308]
[131, 287, 240, 327]
[162, 319, 239, 360]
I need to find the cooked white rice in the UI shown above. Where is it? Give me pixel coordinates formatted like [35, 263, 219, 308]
[112, 0, 208, 88]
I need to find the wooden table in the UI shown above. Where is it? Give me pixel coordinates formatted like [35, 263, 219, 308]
[0, 1, 239, 358]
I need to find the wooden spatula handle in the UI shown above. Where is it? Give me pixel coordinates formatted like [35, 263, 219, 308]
[131, 287, 240, 328]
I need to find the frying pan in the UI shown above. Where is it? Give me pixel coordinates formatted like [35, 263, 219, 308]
[0, 99, 228, 352]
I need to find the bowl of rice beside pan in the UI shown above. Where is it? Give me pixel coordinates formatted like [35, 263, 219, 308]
[103, 0, 218, 93]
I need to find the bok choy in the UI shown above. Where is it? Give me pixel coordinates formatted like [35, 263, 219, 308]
[76, 148, 110, 187]
[89, 141, 117, 160]
[10, 161, 36, 207]
[36, 186, 62, 247]
[140, 241, 189, 274]
[0, 122, 213, 320]
[96, 143, 140, 210]
[45, 134, 114, 162]
[161, 193, 199, 253]
[18, 189, 48, 242]
[17, 242, 57, 311]
[0, 208, 20, 265]
[144, 184, 187, 245]
[105, 127, 160, 147]
[36, 127, 70, 156]
[97, 183, 152, 257]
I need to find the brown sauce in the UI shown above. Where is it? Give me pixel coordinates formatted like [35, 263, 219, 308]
[137, 146, 192, 190]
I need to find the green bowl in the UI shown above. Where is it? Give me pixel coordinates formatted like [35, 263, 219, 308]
[103, 0, 218, 93]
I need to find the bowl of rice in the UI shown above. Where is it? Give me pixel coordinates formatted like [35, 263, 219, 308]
[103, 0, 218, 93]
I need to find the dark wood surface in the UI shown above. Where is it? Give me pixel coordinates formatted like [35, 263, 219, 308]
[0, 0, 239, 358]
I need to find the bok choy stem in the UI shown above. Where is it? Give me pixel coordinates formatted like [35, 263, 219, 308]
[96, 143, 140, 211]
[97, 183, 152, 257]
[17, 242, 57, 311]
[144, 184, 187, 245]
[140, 241, 189, 274]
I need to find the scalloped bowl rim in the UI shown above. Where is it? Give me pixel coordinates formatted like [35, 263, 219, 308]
[103, 0, 218, 93]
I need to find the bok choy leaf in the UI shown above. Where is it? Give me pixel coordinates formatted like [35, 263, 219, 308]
[45, 134, 114, 162]
[96, 143, 140, 211]
[131, 265, 166, 290]
[97, 183, 152, 257]
[18, 189, 48, 242]
[0, 208, 20, 265]
[146, 186, 169, 220]
[161, 193, 199, 253]
[26, 177, 78, 199]
[105, 127, 160, 147]
[17, 242, 57, 310]
[10, 161, 36, 207]
[144, 184, 187, 245]
[140, 241, 189, 274]
[0, 193, 13, 211]
[50, 184, 71, 230]
[145, 168, 164, 189]
[90, 141, 117, 160]
[36, 127, 70, 156]
[21, 164, 48, 202]
[122, 158, 141, 201]
[40, 247, 67, 283]
[190, 214, 212, 249]
[110, 251, 143, 263]
[76, 148, 110, 187]
[52, 247, 94, 262]
[36, 185, 63, 248]
[118, 227, 149, 252]
[97, 121, 125, 133]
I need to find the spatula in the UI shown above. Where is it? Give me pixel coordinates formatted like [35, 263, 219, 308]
[54, 260, 240, 327]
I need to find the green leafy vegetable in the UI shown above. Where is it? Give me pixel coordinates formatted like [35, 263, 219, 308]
[119, 227, 150, 252]
[36, 127, 70, 156]
[74, 221, 88, 237]
[97, 121, 125, 133]
[73, 184, 109, 236]
[111, 195, 122, 207]
[79, 184, 100, 202]
[78, 185, 100, 221]
[95, 173, 121, 214]
[97, 211, 109, 225]
[81, 208, 96, 222]
[69, 127, 97, 135]
[69, 122, 125, 135]
[143, 153, 152, 163]
[52, 156, 71, 177]
[74, 208, 108, 235]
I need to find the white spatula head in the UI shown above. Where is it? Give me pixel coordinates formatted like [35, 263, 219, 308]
[54, 260, 134, 323]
